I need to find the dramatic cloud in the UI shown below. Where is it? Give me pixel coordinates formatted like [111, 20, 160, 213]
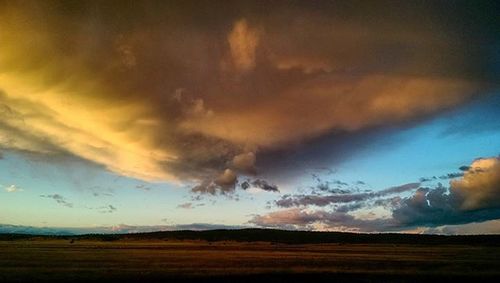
[252, 157, 500, 231]
[451, 157, 500, 210]
[393, 157, 500, 227]
[0, 1, 498, 194]
[40, 194, 73, 208]
[396, 157, 500, 227]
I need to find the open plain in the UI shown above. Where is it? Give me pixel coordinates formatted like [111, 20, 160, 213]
[1, 233, 500, 283]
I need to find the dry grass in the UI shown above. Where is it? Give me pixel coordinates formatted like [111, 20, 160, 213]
[1, 239, 499, 282]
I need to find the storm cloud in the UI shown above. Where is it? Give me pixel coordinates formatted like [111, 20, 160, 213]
[393, 157, 500, 225]
[252, 156, 500, 231]
[0, 1, 498, 195]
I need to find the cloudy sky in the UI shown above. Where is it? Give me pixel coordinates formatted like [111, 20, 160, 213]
[1, 0, 499, 235]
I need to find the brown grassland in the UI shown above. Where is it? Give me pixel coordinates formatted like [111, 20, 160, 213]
[1, 238, 500, 282]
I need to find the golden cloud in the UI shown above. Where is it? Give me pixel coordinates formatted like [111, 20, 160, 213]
[0, 2, 495, 190]
[227, 19, 260, 72]
[182, 75, 477, 148]
[451, 157, 500, 210]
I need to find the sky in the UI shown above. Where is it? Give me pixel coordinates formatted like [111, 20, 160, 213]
[1, 0, 500, 235]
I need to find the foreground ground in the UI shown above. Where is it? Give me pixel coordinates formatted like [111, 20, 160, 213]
[1, 239, 500, 282]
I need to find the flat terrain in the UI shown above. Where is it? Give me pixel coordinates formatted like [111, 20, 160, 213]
[1, 239, 500, 282]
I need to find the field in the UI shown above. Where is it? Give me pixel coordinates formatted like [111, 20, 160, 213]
[2, 233, 500, 282]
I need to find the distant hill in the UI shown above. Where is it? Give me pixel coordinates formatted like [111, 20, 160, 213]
[2, 228, 500, 245]
[0, 223, 240, 235]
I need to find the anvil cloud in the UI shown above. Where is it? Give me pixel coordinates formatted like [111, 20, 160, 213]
[0, 1, 498, 196]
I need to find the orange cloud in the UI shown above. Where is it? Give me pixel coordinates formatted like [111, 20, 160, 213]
[451, 157, 500, 210]
[182, 75, 477, 148]
[227, 19, 259, 72]
[0, 2, 495, 191]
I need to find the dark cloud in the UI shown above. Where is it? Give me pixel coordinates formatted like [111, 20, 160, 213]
[334, 202, 367, 213]
[308, 174, 359, 195]
[314, 182, 352, 194]
[191, 169, 238, 195]
[253, 156, 500, 231]
[0, 1, 497, 192]
[40, 194, 73, 208]
[438, 172, 464, 179]
[276, 193, 365, 208]
[459, 166, 471, 171]
[419, 176, 437, 182]
[240, 181, 250, 190]
[257, 127, 412, 185]
[193, 174, 279, 195]
[191, 181, 219, 195]
[420, 169, 467, 183]
[373, 197, 403, 210]
[393, 158, 500, 226]
[275, 182, 420, 208]
[247, 179, 279, 192]
[392, 180, 500, 227]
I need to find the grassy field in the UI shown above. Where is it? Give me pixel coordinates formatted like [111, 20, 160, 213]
[1, 238, 500, 282]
